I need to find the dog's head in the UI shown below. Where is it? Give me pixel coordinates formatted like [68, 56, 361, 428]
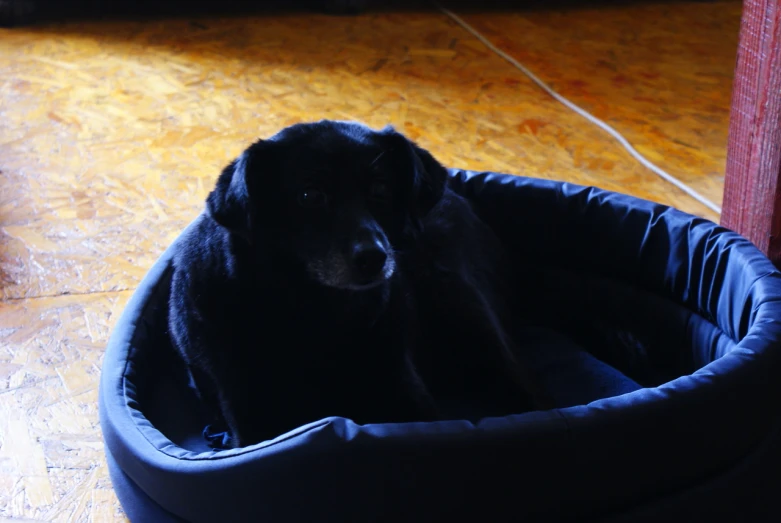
[205, 120, 449, 290]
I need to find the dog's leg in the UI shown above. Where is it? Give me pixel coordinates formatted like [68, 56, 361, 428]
[384, 282, 441, 422]
[468, 281, 556, 411]
[400, 350, 441, 421]
[473, 295, 557, 412]
[170, 323, 254, 447]
[180, 355, 248, 448]
[427, 272, 556, 413]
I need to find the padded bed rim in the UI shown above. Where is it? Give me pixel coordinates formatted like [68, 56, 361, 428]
[99, 172, 781, 521]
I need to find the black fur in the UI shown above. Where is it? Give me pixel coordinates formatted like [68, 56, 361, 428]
[168, 120, 548, 448]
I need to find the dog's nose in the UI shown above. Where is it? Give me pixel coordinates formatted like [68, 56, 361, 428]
[351, 242, 388, 280]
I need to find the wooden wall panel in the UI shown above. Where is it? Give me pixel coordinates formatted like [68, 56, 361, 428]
[721, 0, 781, 265]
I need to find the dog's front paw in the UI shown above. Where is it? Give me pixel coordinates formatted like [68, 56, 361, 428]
[203, 422, 237, 450]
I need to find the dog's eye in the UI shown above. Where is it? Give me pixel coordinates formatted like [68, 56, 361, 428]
[298, 188, 328, 208]
[369, 180, 391, 201]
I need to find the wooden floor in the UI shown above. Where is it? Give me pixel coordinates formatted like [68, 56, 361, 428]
[0, 1, 742, 520]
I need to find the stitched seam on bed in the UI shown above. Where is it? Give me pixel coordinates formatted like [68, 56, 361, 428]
[154, 419, 335, 461]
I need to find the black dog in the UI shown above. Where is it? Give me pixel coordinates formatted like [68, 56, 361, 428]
[168, 120, 549, 448]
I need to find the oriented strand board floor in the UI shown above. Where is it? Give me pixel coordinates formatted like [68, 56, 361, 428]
[0, 1, 741, 520]
[457, 0, 741, 207]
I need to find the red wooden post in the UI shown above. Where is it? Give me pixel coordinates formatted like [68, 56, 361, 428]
[722, 0, 781, 267]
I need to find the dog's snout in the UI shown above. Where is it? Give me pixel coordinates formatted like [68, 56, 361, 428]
[351, 241, 388, 280]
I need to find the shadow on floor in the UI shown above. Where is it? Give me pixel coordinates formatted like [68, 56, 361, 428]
[2, 0, 734, 27]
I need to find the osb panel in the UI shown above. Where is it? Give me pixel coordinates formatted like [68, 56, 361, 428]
[0, 291, 131, 522]
[1, 10, 721, 301]
[458, 0, 742, 207]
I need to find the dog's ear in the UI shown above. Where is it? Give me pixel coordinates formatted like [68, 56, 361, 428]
[407, 141, 449, 216]
[380, 126, 449, 217]
[206, 150, 254, 240]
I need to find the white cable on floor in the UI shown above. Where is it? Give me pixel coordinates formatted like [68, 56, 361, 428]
[435, 3, 722, 215]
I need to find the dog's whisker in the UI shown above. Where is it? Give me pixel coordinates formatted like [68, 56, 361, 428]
[369, 150, 389, 168]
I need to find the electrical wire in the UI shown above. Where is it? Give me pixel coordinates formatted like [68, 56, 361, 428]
[434, 3, 722, 215]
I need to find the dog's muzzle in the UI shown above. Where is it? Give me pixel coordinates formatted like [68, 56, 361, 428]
[350, 239, 392, 284]
[308, 239, 395, 291]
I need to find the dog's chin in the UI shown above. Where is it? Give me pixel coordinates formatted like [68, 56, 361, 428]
[308, 257, 396, 292]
